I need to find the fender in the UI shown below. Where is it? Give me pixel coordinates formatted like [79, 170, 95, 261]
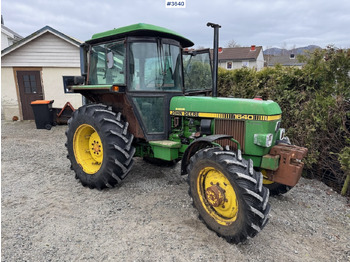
[181, 134, 233, 175]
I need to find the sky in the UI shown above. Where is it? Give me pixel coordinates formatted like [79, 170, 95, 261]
[1, 0, 350, 50]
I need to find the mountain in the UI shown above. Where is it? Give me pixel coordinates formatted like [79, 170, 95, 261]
[264, 45, 321, 56]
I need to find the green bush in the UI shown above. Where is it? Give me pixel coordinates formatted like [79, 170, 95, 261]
[218, 47, 350, 194]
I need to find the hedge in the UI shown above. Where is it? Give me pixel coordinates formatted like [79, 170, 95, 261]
[217, 46, 350, 195]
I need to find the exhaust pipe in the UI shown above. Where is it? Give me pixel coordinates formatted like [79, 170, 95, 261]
[207, 22, 221, 97]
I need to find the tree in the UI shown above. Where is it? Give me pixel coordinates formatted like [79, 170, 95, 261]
[226, 40, 240, 48]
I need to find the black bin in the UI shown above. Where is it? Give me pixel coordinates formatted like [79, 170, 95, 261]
[31, 100, 54, 130]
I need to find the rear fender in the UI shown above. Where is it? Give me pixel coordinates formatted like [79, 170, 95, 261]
[181, 134, 232, 175]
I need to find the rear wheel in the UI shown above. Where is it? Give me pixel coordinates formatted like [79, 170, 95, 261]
[66, 104, 135, 190]
[187, 147, 270, 243]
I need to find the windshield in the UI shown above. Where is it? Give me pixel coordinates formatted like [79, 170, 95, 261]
[88, 41, 126, 85]
[129, 41, 183, 91]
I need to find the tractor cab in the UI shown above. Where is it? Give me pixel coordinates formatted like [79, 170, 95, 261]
[68, 23, 212, 141]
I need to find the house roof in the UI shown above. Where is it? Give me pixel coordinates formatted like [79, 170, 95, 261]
[1, 25, 82, 57]
[210, 46, 263, 61]
[266, 55, 305, 67]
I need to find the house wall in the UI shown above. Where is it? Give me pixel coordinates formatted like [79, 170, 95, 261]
[1, 31, 12, 50]
[1, 66, 82, 120]
[220, 60, 257, 70]
[256, 50, 264, 71]
[1, 67, 21, 120]
[42, 67, 82, 109]
[1, 32, 80, 67]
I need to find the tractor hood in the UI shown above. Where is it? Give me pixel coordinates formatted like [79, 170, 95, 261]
[170, 96, 282, 119]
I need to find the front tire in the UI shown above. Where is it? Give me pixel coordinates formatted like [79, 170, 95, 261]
[263, 174, 293, 196]
[187, 147, 270, 244]
[66, 104, 135, 190]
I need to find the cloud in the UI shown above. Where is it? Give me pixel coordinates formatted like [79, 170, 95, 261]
[2, 0, 350, 49]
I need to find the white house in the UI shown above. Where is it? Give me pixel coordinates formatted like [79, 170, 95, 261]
[211, 46, 265, 71]
[1, 26, 83, 120]
[1, 16, 23, 50]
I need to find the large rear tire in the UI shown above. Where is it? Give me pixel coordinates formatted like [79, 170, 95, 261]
[66, 104, 135, 190]
[187, 147, 270, 243]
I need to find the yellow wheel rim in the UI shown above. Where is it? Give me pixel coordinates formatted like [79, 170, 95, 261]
[262, 169, 274, 185]
[73, 124, 103, 174]
[197, 167, 238, 226]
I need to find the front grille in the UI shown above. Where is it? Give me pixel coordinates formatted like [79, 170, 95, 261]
[214, 119, 245, 152]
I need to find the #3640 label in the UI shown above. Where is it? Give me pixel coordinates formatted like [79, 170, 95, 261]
[165, 0, 186, 8]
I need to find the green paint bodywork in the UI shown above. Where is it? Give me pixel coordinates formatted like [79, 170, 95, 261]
[149, 140, 181, 161]
[170, 96, 282, 115]
[245, 121, 278, 157]
[70, 85, 113, 90]
[261, 154, 280, 171]
[87, 23, 194, 47]
[168, 95, 283, 165]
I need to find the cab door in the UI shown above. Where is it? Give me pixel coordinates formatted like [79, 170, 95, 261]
[183, 48, 213, 94]
[127, 38, 184, 141]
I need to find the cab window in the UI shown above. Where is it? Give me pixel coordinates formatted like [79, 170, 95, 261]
[88, 41, 126, 85]
[129, 41, 183, 91]
[183, 50, 212, 93]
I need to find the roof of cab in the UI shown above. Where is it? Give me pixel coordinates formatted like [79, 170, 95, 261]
[86, 23, 194, 47]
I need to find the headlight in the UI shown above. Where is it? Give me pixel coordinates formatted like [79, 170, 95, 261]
[254, 133, 273, 147]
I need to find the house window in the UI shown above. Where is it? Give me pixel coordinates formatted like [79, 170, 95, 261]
[23, 74, 38, 93]
[63, 76, 75, 93]
[242, 61, 249, 67]
[227, 62, 232, 69]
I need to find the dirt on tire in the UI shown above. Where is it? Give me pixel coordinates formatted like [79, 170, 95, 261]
[2, 121, 350, 261]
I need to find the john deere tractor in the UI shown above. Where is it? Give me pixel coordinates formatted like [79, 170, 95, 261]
[65, 22, 307, 243]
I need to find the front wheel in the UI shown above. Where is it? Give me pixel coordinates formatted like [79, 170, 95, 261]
[66, 104, 135, 190]
[187, 147, 270, 244]
[262, 171, 293, 196]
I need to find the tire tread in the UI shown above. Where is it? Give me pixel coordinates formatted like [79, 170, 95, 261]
[187, 147, 270, 244]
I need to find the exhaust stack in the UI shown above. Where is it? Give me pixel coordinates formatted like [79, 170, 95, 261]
[207, 22, 221, 97]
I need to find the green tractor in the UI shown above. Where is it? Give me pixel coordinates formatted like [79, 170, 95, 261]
[65, 22, 308, 243]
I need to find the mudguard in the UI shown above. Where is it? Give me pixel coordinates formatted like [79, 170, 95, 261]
[181, 134, 233, 175]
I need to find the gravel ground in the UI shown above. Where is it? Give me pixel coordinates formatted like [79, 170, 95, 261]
[1, 120, 350, 262]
